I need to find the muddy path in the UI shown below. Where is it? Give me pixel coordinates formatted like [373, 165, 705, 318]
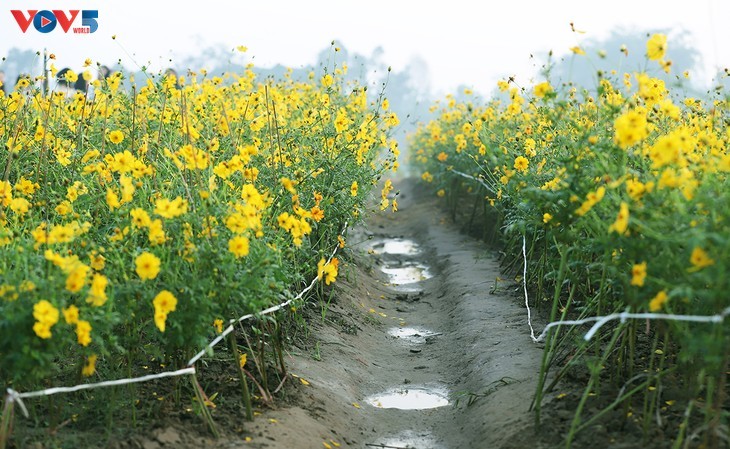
[236, 177, 546, 449]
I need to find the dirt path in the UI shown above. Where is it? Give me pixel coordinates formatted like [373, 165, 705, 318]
[238, 178, 546, 449]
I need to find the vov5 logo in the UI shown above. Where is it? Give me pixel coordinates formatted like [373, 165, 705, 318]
[11, 10, 98, 34]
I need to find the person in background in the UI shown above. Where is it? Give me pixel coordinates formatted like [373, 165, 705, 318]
[55, 68, 76, 97]
[0, 71, 6, 95]
[164, 67, 182, 89]
[15, 73, 32, 93]
[74, 75, 90, 94]
[98, 65, 113, 81]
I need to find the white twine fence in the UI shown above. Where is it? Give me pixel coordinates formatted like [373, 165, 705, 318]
[4, 226, 345, 419]
[448, 169, 730, 343]
[450, 169, 498, 196]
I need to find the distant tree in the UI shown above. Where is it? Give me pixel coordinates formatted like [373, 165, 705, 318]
[539, 28, 703, 96]
[1, 48, 40, 90]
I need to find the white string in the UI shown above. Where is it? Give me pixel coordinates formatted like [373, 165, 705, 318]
[6, 368, 195, 418]
[450, 169, 498, 196]
[447, 168, 730, 344]
[522, 235, 538, 342]
[4, 224, 346, 418]
[186, 225, 344, 366]
[535, 308, 730, 342]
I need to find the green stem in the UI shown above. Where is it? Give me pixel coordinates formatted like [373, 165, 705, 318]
[534, 241, 568, 426]
[566, 322, 625, 447]
[190, 374, 219, 438]
[227, 332, 253, 421]
[0, 395, 14, 449]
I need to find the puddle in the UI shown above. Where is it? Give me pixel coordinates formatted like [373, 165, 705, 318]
[388, 327, 440, 344]
[380, 263, 433, 285]
[370, 238, 421, 256]
[366, 386, 449, 410]
[376, 430, 442, 449]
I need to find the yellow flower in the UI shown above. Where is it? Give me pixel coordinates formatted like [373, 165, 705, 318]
[82, 354, 98, 377]
[108, 130, 124, 145]
[32, 300, 60, 339]
[543, 213, 553, 223]
[63, 69, 78, 84]
[63, 305, 80, 324]
[648, 134, 680, 168]
[514, 156, 529, 173]
[317, 257, 339, 285]
[110, 150, 136, 173]
[625, 179, 648, 201]
[575, 187, 606, 216]
[649, 290, 668, 312]
[351, 181, 358, 197]
[148, 219, 166, 245]
[106, 189, 121, 210]
[154, 196, 188, 219]
[385, 112, 400, 127]
[608, 202, 629, 235]
[213, 319, 224, 333]
[66, 264, 91, 293]
[569, 46, 586, 55]
[130, 208, 152, 228]
[280, 177, 297, 194]
[321, 74, 334, 88]
[76, 320, 92, 346]
[338, 235, 346, 248]
[135, 251, 161, 280]
[437, 189, 445, 197]
[689, 247, 714, 271]
[533, 81, 553, 98]
[228, 236, 250, 258]
[646, 34, 667, 61]
[55, 200, 73, 216]
[630, 262, 647, 287]
[437, 152, 448, 162]
[10, 197, 30, 215]
[613, 109, 649, 149]
[87, 273, 109, 307]
[153, 290, 177, 332]
[239, 353, 247, 368]
[0, 180, 14, 206]
[310, 206, 325, 222]
[89, 251, 106, 271]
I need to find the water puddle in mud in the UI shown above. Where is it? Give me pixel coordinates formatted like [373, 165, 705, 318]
[388, 327, 440, 344]
[366, 386, 449, 410]
[370, 238, 421, 256]
[380, 263, 433, 285]
[373, 430, 441, 448]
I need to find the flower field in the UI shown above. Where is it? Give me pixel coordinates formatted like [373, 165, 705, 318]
[1, 31, 729, 448]
[0, 53, 398, 443]
[412, 35, 729, 446]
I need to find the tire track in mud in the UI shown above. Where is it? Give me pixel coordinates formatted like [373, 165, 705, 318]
[244, 179, 546, 449]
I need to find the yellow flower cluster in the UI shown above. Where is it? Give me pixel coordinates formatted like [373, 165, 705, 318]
[32, 300, 59, 339]
[412, 33, 728, 320]
[317, 257, 339, 285]
[153, 290, 177, 332]
[0, 50, 397, 388]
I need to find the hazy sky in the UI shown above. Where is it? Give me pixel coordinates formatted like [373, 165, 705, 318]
[1, 0, 728, 96]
